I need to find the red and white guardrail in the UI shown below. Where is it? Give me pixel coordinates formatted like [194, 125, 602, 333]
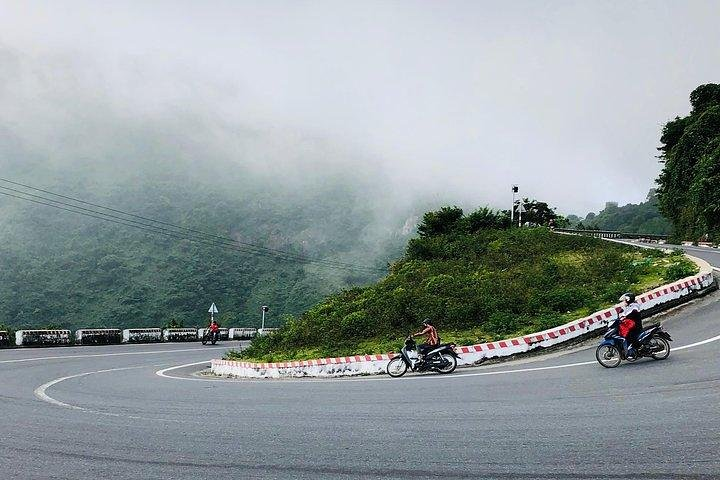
[212, 254, 715, 379]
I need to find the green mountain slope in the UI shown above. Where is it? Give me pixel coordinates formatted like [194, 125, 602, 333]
[237, 209, 696, 362]
[571, 190, 672, 235]
[0, 117, 415, 330]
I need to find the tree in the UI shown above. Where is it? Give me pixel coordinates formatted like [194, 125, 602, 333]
[517, 198, 562, 226]
[464, 207, 511, 232]
[656, 83, 720, 241]
[417, 206, 464, 237]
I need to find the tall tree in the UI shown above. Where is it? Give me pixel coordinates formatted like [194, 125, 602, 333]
[656, 84, 720, 241]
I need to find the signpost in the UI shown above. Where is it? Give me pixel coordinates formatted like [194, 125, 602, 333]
[517, 202, 526, 227]
[511, 185, 518, 226]
[260, 305, 269, 333]
[208, 302, 218, 322]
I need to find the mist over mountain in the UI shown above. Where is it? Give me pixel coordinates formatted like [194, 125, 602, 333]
[0, 48, 424, 329]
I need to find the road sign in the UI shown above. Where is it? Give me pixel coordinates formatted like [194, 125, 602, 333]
[517, 204, 526, 213]
[208, 303, 218, 314]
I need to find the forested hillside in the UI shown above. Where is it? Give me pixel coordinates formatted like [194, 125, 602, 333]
[656, 83, 720, 242]
[0, 52, 414, 330]
[0, 155, 410, 330]
[570, 190, 672, 235]
[236, 207, 696, 361]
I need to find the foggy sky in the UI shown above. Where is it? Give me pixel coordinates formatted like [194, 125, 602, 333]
[1, 0, 719, 215]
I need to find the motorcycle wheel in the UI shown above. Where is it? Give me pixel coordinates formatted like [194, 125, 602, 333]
[386, 357, 408, 378]
[649, 337, 670, 360]
[596, 345, 622, 368]
[201, 336, 208, 346]
[211, 335, 217, 345]
[436, 353, 457, 374]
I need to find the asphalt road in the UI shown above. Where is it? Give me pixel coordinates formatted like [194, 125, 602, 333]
[1, 247, 720, 480]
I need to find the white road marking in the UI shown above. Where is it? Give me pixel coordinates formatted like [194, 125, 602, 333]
[1, 346, 226, 364]
[155, 360, 214, 380]
[34, 363, 200, 423]
[155, 329, 720, 384]
[34, 366, 147, 410]
[674, 333, 720, 351]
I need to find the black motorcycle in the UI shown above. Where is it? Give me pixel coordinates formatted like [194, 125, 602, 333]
[595, 317, 672, 368]
[201, 329, 219, 346]
[386, 337, 460, 377]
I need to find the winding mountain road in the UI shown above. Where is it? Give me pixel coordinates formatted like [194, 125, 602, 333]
[2, 247, 719, 479]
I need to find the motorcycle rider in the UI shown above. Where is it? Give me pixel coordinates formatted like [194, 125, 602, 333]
[208, 319, 220, 342]
[618, 292, 642, 358]
[412, 318, 439, 364]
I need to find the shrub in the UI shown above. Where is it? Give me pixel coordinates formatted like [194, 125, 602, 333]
[663, 260, 698, 282]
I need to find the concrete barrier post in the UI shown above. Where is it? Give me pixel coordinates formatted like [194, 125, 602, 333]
[228, 328, 257, 340]
[121, 328, 162, 343]
[75, 329, 123, 345]
[162, 328, 199, 342]
[15, 330, 72, 347]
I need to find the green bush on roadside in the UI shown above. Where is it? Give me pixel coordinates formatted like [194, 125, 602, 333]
[228, 220, 699, 362]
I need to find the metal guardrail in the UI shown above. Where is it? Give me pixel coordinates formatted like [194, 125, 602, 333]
[3, 326, 260, 348]
[555, 228, 670, 241]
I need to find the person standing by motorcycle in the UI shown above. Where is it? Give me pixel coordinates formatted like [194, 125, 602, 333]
[618, 293, 642, 358]
[412, 318, 439, 363]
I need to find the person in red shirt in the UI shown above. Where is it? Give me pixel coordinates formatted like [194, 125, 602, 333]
[412, 318, 439, 361]
[618, 293, 642, 358]
[208, 319, 220, 341]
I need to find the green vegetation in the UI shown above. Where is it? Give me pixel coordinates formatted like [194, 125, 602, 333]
[230, 208, 697, 362]
[0, 157, 409, 331]
[569, 190, 672, 235]
[656, 83, 720, 242]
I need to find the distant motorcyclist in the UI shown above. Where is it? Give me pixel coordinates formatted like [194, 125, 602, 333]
[412, 318, 439, 362]
[208, 319, 220, 340]
[618, 293, 642, 358]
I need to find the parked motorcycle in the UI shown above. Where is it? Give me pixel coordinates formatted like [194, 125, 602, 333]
[595, 317, 671, 368]
[201, 329, 219, 346]
[386, 336, 460, 377]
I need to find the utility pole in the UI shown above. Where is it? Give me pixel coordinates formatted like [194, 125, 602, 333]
[511, 185, 518, 226]
[260, 305, 269, 332]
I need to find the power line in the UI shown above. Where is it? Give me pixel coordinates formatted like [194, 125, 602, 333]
[0, 188, 384, 274]
[0, 176, 366, 267]
[0, 180, 387, 274]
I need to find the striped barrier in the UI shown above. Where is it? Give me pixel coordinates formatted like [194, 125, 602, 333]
[198, 328, 229, 341]
[257, 328, 279, 336]
[229, 328, 257, 340]
[15, 330, 72, 347]
[75, 329, 123, 345]
[122, 328, 162, 344]
[212, 254, 716, 379]
[163, 328, 199, 342]
[0, 330, 9, 347]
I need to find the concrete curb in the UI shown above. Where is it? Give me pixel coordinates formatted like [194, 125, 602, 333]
[212, 250, 716, 379]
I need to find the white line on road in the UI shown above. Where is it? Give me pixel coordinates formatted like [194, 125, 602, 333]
[156, 360, 214, 380]
[34, 363, 201, 423]
[34, 366, 147, 410]
[674, 333, 720, 351]
[155, 329, 720, 384]
[1, 346, 226, 364]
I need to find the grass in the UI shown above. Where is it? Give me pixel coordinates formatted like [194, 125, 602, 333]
[225, 230, 699, 363]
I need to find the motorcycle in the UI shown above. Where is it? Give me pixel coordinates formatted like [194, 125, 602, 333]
[595, 317, 672, 368]
[201, 329, 219, 346]
[386, 336, 460, 377]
